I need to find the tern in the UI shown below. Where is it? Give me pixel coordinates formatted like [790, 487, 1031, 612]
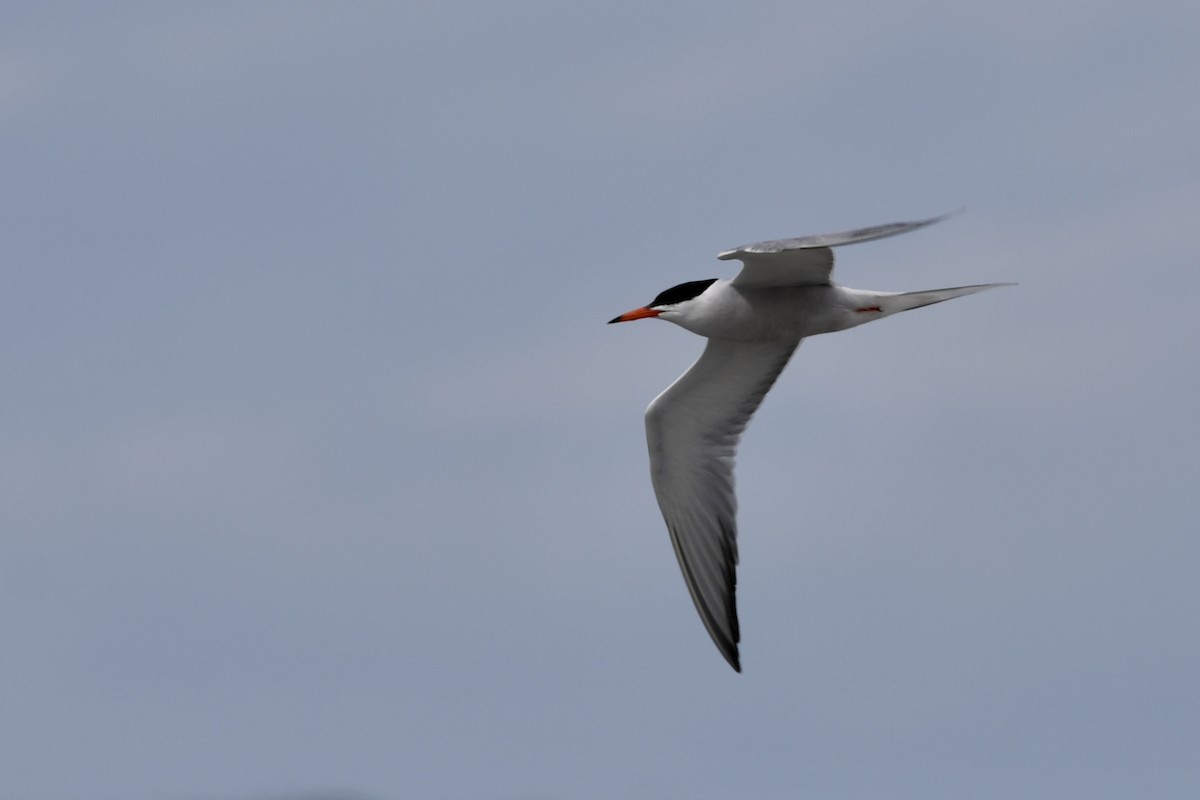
[609, 213, 1011, 672]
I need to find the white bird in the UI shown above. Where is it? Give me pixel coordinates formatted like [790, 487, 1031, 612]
[609, 213, 1011, 672]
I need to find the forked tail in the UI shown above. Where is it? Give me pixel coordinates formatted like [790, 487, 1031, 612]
[880, 283, 1015, 314]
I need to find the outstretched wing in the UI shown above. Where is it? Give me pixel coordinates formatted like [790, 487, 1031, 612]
[719, 213, 955, 289]
[644, 337, 800, 671]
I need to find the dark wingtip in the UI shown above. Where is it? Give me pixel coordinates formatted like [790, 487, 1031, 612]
[715, 642, 734, 671]
[607, 315, 622, 324]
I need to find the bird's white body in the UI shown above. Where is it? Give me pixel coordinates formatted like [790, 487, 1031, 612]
[666, 281, 907, 341]
[610, 214, 1011, 672]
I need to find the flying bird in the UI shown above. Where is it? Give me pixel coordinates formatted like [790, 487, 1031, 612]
[609, 213, 1011, 672]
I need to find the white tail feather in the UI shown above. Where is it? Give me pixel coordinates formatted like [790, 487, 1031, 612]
[880, 283, 1016, 314]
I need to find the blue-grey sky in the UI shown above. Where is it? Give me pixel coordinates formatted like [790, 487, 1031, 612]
[3, 3, 1198, 799]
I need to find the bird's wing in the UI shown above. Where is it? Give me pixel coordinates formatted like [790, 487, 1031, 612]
[719, 213, 954, 289]
[645, 336, 801, 671]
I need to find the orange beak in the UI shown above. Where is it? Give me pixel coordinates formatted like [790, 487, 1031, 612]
[608, 306, 661, 324]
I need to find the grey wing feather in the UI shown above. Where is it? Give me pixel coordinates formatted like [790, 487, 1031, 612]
[644, 337, 800, 672]
[719, 213, 956, 289]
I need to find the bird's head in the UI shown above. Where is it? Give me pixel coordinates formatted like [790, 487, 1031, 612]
[608, 278, 717, 324]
